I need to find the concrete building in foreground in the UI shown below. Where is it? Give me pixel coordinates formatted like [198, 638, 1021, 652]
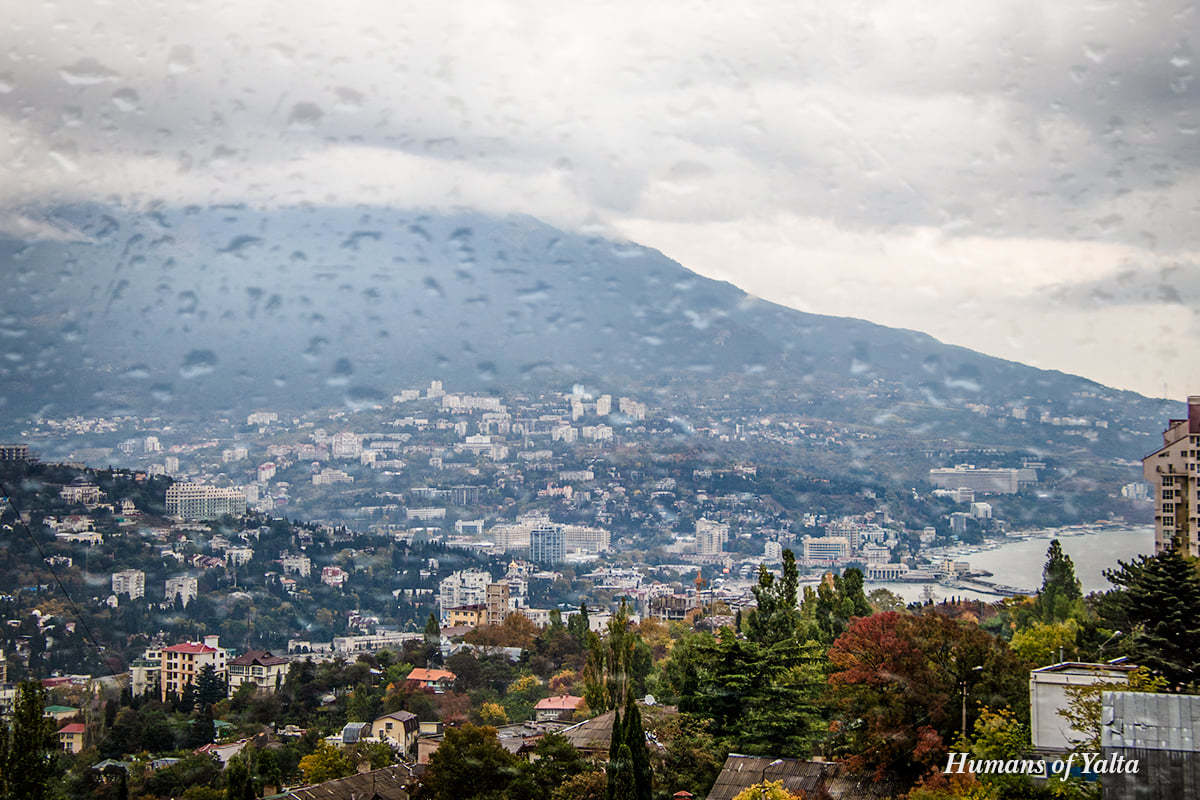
[1143, 396, 1200, 555]
[1030, 662, 1136, 753]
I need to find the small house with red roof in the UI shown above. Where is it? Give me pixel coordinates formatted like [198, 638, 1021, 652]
[58, 722, 85, 754]
[534, 694, 585, 721]
[405, 667, 456, 692]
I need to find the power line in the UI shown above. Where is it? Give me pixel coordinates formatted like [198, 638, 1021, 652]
[0, 479, 121, 682]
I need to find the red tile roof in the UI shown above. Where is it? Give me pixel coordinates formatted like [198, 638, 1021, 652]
[535, 695, 584, 711]
[164, 642, 217, 654]
[58, 723, 86, 734]
[406, 668, 456, 683]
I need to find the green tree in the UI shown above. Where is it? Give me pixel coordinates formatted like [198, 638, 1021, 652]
[583, 602, 651, 712]
[424, 613, 442, 666]
[1010, 619, 1080, 667]
[745, 550, 800, 646]
[195, 663, 228, 707]
[1034, 540, 1083, 622]
[298, 740, 355, 784]
[225, 752, 258, 800]
[622, 698, 653, 800]
[416, 724, 519, 800]
[0, 680, 57, 800]
[1100, 547, 1200, 687]
[186, 703, 216, 748]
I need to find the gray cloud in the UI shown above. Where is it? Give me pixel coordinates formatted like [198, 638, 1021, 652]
[0, 1, 1198, 396]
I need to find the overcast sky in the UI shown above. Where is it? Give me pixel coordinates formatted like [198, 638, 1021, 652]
[2, 1, 1197, 399]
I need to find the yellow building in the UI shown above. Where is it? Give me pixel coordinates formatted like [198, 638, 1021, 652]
[445, 604, 486, 628]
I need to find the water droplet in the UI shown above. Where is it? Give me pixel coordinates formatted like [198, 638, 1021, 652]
[59, 58, 119, 86]
[219, 235, 262, 255]
[288, 102, 323, 129]
[111, 88, 140, 112]
[335, 87, 364, 109]
[167, 45, 194, 75]
[180, 349, 218, 378]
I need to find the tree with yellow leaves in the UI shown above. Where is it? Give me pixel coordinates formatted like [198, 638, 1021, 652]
[731, 780, 805, 800]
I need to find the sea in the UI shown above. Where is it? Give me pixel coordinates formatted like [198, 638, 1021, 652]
[829, 525, 1155, 605]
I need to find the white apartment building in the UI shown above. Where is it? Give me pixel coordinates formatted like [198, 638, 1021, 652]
[312, 468, 353, 486]
[331, 432, 362, 459]
[226, 547, 254, 567]
[111, 569, 145, 600]
[802, 536, 852, 562]
[280, 553, 311, 578]
[165, 575, 199, 607]
[562, 525, 611, 554]
[581, 425, 613, 442]
[438, 570, 492, 617]
[165, 484, 246, 520]
[695, 519, 729, 555]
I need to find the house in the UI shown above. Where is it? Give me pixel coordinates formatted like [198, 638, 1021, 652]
[336, 722, 369, 745]
[194, 738, 249, 766]
[286, 764, 415, 800]
[560, 702, 677, 759]
[444, 604, 487, 628]
[405, 668, 456, 692]
[706, 754, 900, 800]
[370, 710, 419, 753]
[534, 694, 584, 722]
[227, 650, 289, 696]
[44, 704, 79, 722]
[58, 722, 86, 754]
[417, 720, 566, 764]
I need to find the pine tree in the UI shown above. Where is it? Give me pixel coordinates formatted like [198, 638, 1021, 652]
[1103, 547, 1200, 688]
[186, 702, 216, 748]
[1035, 539, 1083, 621]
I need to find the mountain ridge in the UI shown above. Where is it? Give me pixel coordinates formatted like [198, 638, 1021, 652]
[0, 203, 1176, 459]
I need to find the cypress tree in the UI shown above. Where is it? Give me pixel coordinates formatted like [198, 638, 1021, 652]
[4, 681, 56, 800]
[606, 708, 626, 800]
[608, 744, 636, 800]
[623, 698, 652, 800]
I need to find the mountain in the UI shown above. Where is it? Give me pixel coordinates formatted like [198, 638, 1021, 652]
[0, 203, 1177, 455]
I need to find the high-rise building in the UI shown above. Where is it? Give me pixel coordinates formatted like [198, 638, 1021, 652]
[112, 569, 145, 600]
[530, 524, 565, 565]
[695, 519, 729, 555]
[160, 635, 227, 702]
[165, 575, 199, 607]
[1144, 396, 1200, 555]
[165, 483, 246, 520]
[485, 583, 510, 626]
